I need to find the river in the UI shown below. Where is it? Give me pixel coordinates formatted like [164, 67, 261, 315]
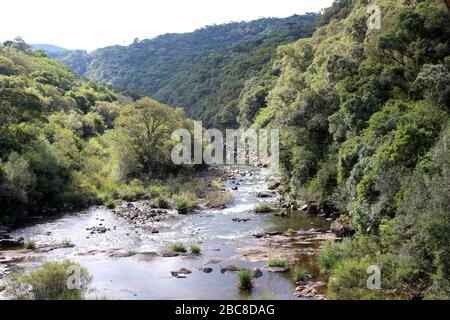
[0, 165, 332, 300]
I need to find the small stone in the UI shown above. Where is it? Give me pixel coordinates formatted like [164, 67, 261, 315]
[252, 268, 263, 278]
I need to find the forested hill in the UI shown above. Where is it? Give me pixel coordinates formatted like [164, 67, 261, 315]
[0, 39, 196, 222]
[50, 14, 317, 127]
[248, 0, 449, 299]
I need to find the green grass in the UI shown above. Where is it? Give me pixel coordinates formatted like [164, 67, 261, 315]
[170, 242, 187, 253]
[268, 258, 287, 268]
[291, 266, 308, 282]
[190, 244, 201, 254]
[287, 228, 295, 235]
[237, 269, 253, 290]
[254, 202, 274, 213]
[24, 240, 36, 250]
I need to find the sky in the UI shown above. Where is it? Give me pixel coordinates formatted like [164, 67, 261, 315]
[0, 0, 334, 51]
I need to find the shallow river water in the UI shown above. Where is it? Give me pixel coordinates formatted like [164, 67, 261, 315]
[1, 166, 330, 300]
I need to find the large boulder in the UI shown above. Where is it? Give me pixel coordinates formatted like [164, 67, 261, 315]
[171, 268, 192, 278]
[330, 220, 355, 237]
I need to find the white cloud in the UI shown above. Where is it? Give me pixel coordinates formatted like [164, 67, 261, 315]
[1, 0, 333, 50]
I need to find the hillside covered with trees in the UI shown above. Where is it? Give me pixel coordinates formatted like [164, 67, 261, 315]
[0, 38, 197, 223]
[248, 0, 450, 299]
[50, 14, 317, 127]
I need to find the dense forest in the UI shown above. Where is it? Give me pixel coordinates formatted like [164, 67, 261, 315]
[0, 38, 198, 222]
[1, 0, 449, 300]
[248, 0, 449, 299]
[50, 14, 317, 127]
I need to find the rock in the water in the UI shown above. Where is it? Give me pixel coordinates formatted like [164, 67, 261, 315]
[109, 250, 137, 258]
[267, 182, 280, 190]
[231, 186, 238, 191]
[264, 266, 290, 273]
[232, 218, 250, 223]
[161, 251, 180, 257]
[257, 192, 271, 198]
[220, 265, 242, 273]
[171, 268, 192, 277]
[203, 268, 213, 273]
[265, 231, 283, 236]
[87, 226, 108, 234]
[252, 233, 265, 238]
[252, 268, 263, 278]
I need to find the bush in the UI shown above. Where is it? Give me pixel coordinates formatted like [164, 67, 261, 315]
[318, 240, 354, 276]
[173, 194, 198, 213]
[327, 259, 392, 300]
[318, 237, 379, 277]
[268, 259, 287, 268]
[254, 202, 273, 213]
[205, 191, 233, 209]
[170, 242, 186, 253]
[61, 239, 73, 247]
[151, 196, 170, 209]
[291, 266, 308, 282]
[190, 244, 201, 254]
[5, 260, 91, 300]
[24, 240, 36, 249]
[237, 269, 253, 290]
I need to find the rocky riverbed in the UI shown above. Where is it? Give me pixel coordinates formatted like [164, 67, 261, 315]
[0, 165, 340, 300]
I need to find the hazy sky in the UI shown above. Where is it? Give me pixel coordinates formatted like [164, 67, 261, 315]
[1, 0, 334, 50]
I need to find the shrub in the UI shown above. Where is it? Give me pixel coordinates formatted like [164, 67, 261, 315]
[327, 259, 392, 300]
[190, 244, 201, 254]
[205, 191, 233, 209]
[318, 239, 354, 276]
[61, 239, 73, 247]
[170, 242, 186, 253]
[24, 240, 36, 250]
[291, 266, 308, 282]
[173, 194, 198, 213]
[151, 196, 170, 209]
[319, 236, 380, 277]
[254, 202, 273, 213]
[237, 269, 253, 290]
[5, 260, 91, 300]
[268, 259, 287, 268]
[210, 179, 223, 190]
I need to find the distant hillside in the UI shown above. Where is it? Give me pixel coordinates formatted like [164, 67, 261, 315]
[32, 44, 68, 53]
[51, 14, 317, 127]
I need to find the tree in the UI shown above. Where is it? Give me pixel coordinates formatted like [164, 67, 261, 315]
[113, 97, 183, 178]
[10, 37, 31, 52]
